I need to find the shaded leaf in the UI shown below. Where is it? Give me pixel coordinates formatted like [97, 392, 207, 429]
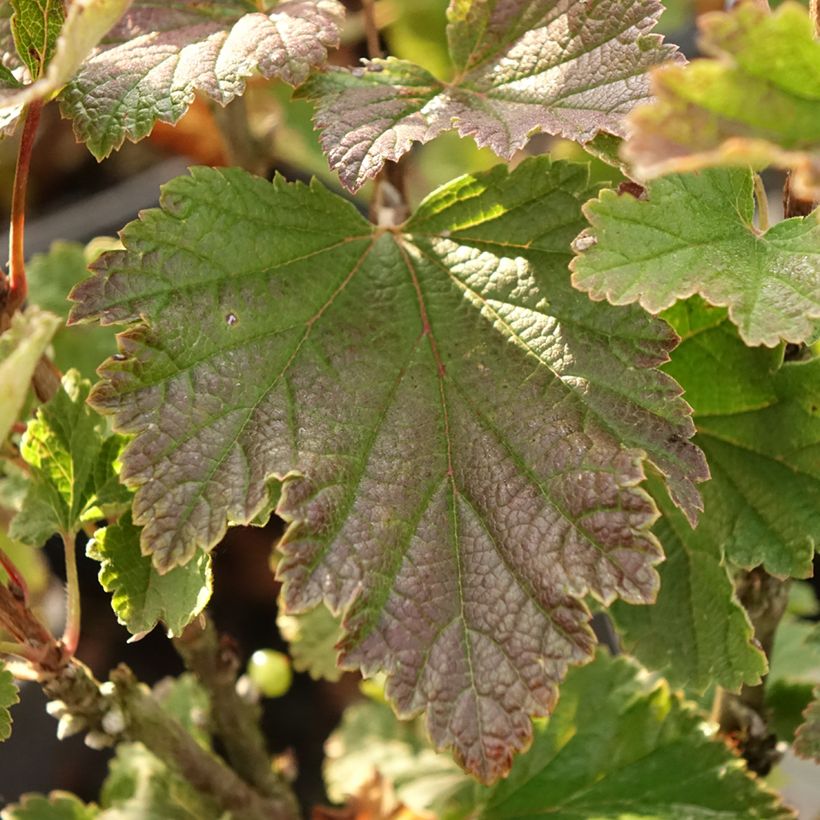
[9, 370, 130, 545]
[0, 0, 131, 117]
[59, 0, 344, 159]
[69, 157, 706, 782]
[152, 673, 211, 748]
[571, 168, 820, 347]
[277, 599, 343, 682]
[0, 792, 98, 820]
[624, 2, 820, 199]
[26, 240, 119, 379]
[10, 0, 65, 78]
[794, 688, 820, 763]
[0, 306, 61, 443]
[326, 653, 792, 819]
[0, 660, 19, 742]
[299, 0, 678, 190]
[660, 300, 819, 578]
[99, 742, 220, 820]
[87, 511, 212, 638]
[610, 475, 766, 693]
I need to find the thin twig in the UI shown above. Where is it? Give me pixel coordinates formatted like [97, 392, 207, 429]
[61, 532, 81, 656]
[0, 546, 29, 604]
[361, 0, 383, 59]
[0, 640, 40, 662]
[3, 100, 43, 320]
[752, 174, 769, 233]
[174, 618, 298, 815]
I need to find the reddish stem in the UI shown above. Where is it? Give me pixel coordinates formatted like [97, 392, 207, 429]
[0, 547, 29, 604]
[5, 100, 43, 317]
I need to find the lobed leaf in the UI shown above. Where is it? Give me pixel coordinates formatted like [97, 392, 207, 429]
[794, 687, 820, 763]
[299, 0, 679, 191]
[0, 661, 19, 742]
[10, 0, 66, 78]
[623, 2, 820, 199]
[59, 0, 345, 159]
[0, 0, 132, 124]
[660, 300, 819, 579]
[0, 792, 97, 820]
[0, 306, 61, 444]
[10, 370, 131, 546]
[87, 511, 212, 638]
[69, 157, 706, 782]
[326, 652, 793, 819]
[571, 168, 820, 347]
[610, 475, 766, 693]
[277, 599, 344, 682]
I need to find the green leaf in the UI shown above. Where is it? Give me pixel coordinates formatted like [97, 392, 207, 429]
[298, 0, 678, 190]
[0, 661, 19, 742]
[661, 301, 819, 578]
[11, 0, 66, 78]
[0, 793, 98, 820]
[326, 653, 792, 819]
[58, 0, 344, 160]
[69, 157, 707, 782]
[9, 370, 131, 545]
[610, 475, 766, 693]
[571, 168, 820, 347]
[277, 599, 343, 682]
[152, 673, 211, 748]
[0, 306, 62, 444]
[87, 511, 212, 638]
[26, 240, 119, 379]
[0, 0, 131, 118]
[624, 2, 820, 199]
[99, 743, 220, 820]
[794, 687, 820, 763]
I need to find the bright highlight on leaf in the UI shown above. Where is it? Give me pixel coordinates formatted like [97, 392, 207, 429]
[0, 306, 61, 444]
[69, 158, 707, 782]
[325, 652, 793, 819]
[9, 370, 131, 546]
[661, 300, 820, 580]
[87, 511, 212, 639]
[299, 0, 679, 191]
[623, 2, 820, 198]
[571, 168, 820, 347]
[58, 0, 345, 159]
[0, 661, 19, 742]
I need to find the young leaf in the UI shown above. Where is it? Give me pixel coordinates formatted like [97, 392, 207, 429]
[277, 600, 343, 682]
[10, 0, 66, 78]
[87, 511, 212, 639]
[0, 792, 97, 819]
[298, 0, 679, 191]
[610, 475, 767, 692]
[0, 0, 131, 123]
[0, 661, 19, 742]
[661, 301, 819, 579]
[9, 370, 130, 546]
[571, 168, 820, 347]
[58, 0, 345, 160]
[69, 157, 706, 782]
[794, 688, 820, 763]
[624, 2, 820, 199]
[0, 306, 61, 444]
[326, 653, 792, 819]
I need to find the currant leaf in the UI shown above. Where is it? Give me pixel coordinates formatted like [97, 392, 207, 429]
[9, 370, 130, 545]
[87, 511, 212, 638]
[660, 300, 820, 579]
[624, 2, 820, 199]
[0, 661, 19, 742]
[0, 306, 61, 444]
[69, 158, 706, 782]
[298, 0, 679, 191]
[0, 792, 97, 820]
[58, 0, 344, 160]
[610, 475, 767, 692]
[326, 653, 793, 819]
[10, 0, 65, 78]
[277, 600, 343, 682]
[571, 168, 820, 347]
[795, 687, 820, 763]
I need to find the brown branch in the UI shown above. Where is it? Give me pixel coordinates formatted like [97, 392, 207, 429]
[361, 0, 383, 60]
[174, 618, 298, 815]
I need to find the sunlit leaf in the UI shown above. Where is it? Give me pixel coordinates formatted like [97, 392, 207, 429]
[0, 661, 19, 742]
